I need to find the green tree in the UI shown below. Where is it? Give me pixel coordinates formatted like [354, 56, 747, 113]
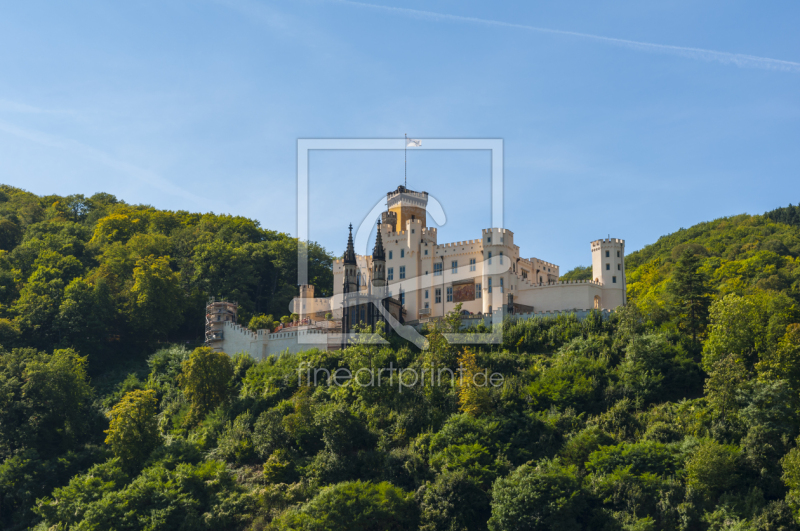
[129, 254, 184, 338]
[686, 439, 740, 497]
[248, 313, 274, 331]
[489, 459, 584, 531]
[270, 480, 418, 531]
[0, 348, 94, 459]
[705, 353, 751, 424]
[179, 346, 233, 425]
[669, 249, 712, 346]
[457, 349, 492, 417]
[105, 389, 161, 469]
[703, 294, 763, 371]
[417, 471, 491, 531]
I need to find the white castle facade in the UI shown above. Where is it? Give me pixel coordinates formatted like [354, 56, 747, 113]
[297, 185, 626, 323]
[208, 185, 626, 358]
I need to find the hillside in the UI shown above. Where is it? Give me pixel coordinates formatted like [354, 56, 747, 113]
[562, 209, 800, 314]
[1, 190, 800, 531]
[0, 185, 333, 370]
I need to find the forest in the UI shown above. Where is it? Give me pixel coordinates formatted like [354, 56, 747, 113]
[1, 185, 800, 531]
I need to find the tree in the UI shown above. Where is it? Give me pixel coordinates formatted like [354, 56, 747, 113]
[457, 349, 492, 417]
[55, 277, 115, 358]
[705, 353, 750, 424]
[248, 313, 274, 332]
[179, 347, 233, 425]
[489, 459, 584, 531]
[702, 294, 763, 371]
[0, 218, 22, 251]
[669, 250, 712, 346]
[270, 480, 418, 531]
[417, 471, 491, 531]
[105, 389, 161, 470]
[686, 439, 740, 496]
[129, 254, 184, 338]
[0, 348, 94, 459]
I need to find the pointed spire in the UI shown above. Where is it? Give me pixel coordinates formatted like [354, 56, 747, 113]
[372, 219, 385, 261]
[343, 223, 356, 265]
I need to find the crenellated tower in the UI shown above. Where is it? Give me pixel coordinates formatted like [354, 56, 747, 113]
[386, 185, 428, 230]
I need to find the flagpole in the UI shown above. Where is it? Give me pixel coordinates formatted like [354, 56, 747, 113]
[404, 133, 407, 188]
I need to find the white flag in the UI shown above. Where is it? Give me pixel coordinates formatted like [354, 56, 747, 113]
[406, 138, 422, 147]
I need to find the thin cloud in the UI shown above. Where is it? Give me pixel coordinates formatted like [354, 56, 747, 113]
[0, 119, 212, 207]
[328, 0, 800, 73]
[0, 99, 78, 116]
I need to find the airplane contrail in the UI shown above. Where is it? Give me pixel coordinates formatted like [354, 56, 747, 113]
[328, 0, 800, 73]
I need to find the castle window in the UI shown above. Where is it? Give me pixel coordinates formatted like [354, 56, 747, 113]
[424, 249, 428, 255]
[613, 276, 617, 283]
[487, 237, 491, 243]
[401, 249, 405, 258]
[488, 252, 492, 265]
[617, 251, 620, 257]
[400, 290, 405, 305]
[357, 271, 361, 287]
[425, 290, 429, 299]
[447, 286, 453, 302]
[476, 283, 482, 298]
[500, 236, 504, 243]
[434, 263, 442, 276]
[618, 264, 621, 270]
[606, 264, 610, 270]
[389, 251, 393, 260]
[412, 229, 415, 234]
[388, 267, 394, 281]
[435, 288, 442, 303]
[470, 258, 476, 271]
[400, 266, 406, 279]
[499, 252, 503, 264]
[451, 260, 458, 273]
[605, 250, 610, 257]
[411, 215, 415, 220]
[488, 278, 492, 293]
[500, 278, 504, 293]
[425, 302, 429, 308]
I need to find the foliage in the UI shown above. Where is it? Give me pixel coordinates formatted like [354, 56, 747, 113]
[104, 389, 161, 470]
[0, 191, 799, 530]
[269, 480, 418, 530]
[488, 458, 584, 531]
[179, 346, 234, 425]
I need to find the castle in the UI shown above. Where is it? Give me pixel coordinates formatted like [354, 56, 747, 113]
[207, 185, 626, 358]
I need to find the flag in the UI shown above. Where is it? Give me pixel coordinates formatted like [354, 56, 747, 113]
[406, 138, 422, 147]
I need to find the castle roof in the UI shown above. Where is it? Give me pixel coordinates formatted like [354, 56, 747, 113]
[372, 220, 386, 261]
[343, 223, 356, 265]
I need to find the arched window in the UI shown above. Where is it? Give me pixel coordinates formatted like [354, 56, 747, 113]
[594, 295, 601, 309]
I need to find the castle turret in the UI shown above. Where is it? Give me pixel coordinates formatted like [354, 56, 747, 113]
[387, 185, 428, 230]
[372, 220, 386, 288]
[298, 284, 315, 320]
[342, 223, 357, 294]
[591, 238, 626, 309]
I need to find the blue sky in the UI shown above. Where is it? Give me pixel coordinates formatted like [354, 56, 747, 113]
[0, 1, 798, 271]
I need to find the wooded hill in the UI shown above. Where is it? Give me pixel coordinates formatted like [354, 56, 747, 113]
[1, 188, 800, 531]
[0, 185, 333, 370]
